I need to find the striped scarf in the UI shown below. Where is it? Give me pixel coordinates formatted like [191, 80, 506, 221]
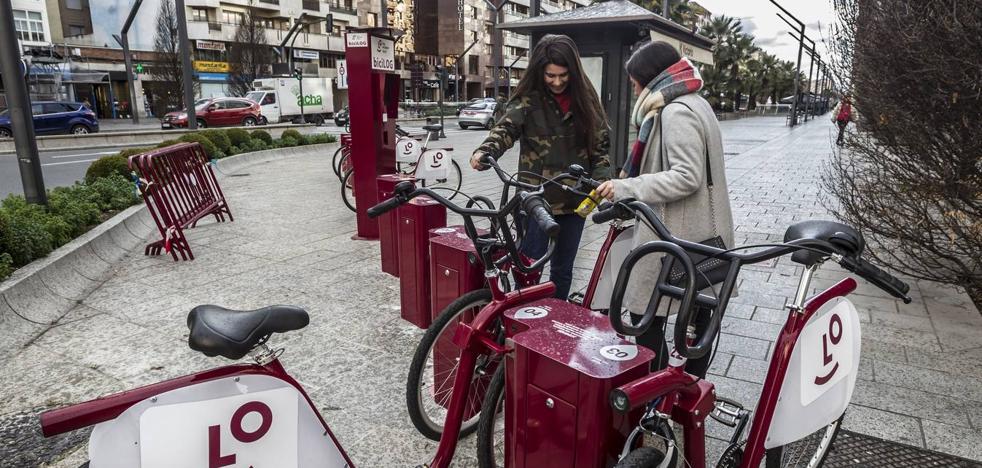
[624, 57, 704, 178]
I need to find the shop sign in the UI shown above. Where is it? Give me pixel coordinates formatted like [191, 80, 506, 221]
[196, 40, 225, 51]
[193, 61, 230, 73]
[293, 49, 319, 60]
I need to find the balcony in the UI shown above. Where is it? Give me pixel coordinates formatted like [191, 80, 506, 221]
[258, 0, 279, 4]
[329, 1, 357, 16]
[302, 0, 319, 11]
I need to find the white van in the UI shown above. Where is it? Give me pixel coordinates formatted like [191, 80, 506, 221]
[247, 77, 335, 125]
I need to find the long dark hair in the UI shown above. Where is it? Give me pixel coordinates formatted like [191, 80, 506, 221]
[511, 34, 608, 152]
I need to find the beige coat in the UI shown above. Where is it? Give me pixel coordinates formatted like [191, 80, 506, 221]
[608, 93, 735, 315]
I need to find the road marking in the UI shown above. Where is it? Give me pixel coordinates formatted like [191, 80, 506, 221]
[51, 151, 118, 159]
[42, 158, 98, 167]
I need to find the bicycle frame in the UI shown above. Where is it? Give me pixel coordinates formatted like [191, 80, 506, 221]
[428, 278, 557, 467]
[41, 353, 355, 467]
[613, 270, 860, 468]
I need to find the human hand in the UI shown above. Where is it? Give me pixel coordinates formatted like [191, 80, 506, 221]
[470, 152, 490, 171]
[596, 180, 616, 201]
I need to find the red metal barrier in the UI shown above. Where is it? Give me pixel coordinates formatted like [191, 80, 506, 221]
[128, 142, 233, 261]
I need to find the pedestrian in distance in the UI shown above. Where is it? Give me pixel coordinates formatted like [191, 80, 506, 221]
[470, 34, 611, 300]
[594, 41, 735, 378]
[832, 95, 856, 146]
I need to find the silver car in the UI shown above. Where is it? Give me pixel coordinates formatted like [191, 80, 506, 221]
[457, 102, 497, 130]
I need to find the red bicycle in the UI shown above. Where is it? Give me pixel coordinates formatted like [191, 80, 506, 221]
[536, 199, 911, 468]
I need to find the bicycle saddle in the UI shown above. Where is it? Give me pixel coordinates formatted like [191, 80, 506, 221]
[187, 305, 309, 360]
[423, 123, 443, 132]
[783, 220, 865, 266]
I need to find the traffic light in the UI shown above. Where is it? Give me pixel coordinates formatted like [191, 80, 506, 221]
[293, 67, 303, 80]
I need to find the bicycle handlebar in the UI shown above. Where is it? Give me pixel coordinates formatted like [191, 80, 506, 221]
[521, 193, 560, 237]
[840, 256, 912, 303]
[608, 241, 697, 338]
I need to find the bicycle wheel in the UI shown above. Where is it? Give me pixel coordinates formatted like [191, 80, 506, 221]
[336, 151, 352, 182]
[406, 288, 497, 441]
[341, 168, 356, 212]
[765, 413, 844, 468]
[331, 145, 346, 178]
[476, 366, 505, 468]
[421, 159, 463, 200]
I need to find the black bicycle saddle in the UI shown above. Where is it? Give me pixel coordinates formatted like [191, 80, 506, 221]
[187, 305, 309, 360]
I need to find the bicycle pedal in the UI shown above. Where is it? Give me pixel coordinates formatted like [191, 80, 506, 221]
[568, 292, 585, 305]
[710, 397, 746, 427]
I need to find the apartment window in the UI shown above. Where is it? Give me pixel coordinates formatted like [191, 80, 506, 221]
[13, 10, 45, 42]
[319, 53, 340, 68]
[468, 55, 478, 75]
[513, 4, 528, 15]
[367, 12, 377, 27]
[471, 6, 479, 19]
[68, 24, 85, 36]
[191, 8, 208, 22]
[222, 10, 244, 25]
[470, 30, 477, 43]
[331, 21, 346, 36]
[65, 0, 83, 10]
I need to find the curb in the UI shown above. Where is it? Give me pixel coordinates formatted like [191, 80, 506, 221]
[0, 123, 315, 155]
[0, 143, 338, 358]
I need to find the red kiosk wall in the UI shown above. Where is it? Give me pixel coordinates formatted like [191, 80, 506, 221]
[345, 29, 400, 239]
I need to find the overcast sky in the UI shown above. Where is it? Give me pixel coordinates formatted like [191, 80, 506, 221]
[693, 0, 837, 64]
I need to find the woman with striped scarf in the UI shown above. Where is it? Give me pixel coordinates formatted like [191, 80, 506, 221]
[595, 41, 735, 377]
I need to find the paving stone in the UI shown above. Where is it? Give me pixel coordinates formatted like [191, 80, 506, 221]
[874, 360, 982, 403]
[921, 419, 982, 462]
[725, 355, 769, 384]
[714, 333, 771, 361]
[842, 404, 925, 448]
[850, 379, 974, 428]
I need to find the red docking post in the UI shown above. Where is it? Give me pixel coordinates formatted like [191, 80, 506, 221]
[344, 27, 401, 240]
[128, 142, 233, 261]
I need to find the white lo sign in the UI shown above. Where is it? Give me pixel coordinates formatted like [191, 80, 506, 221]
[139, 387, 299, 468]
[599, 345, 639, 362]
[513, 306, 549, 320]
[396, 137, 422, 163]
[336, 59, 348, 89]
[414, 149, 451, 182]
[371, 36, 395, 72]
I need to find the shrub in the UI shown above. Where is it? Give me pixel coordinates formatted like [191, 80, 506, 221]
[249, 140, 268, 151]
[179, 133, 220, 159]
[85, 174, 140, 211]
[0, 253, 12, 282]
[0, 197, 59, 264]
[85, 155, 130, 184]
[226, 128, 252, 148]
[157, 139, 181, 148]
[228, 146, 241, 156]
[48, 186, 100, 237]
[250, 130, 273, 145]
[280, 129, 303, 142]
[279, 137, 299, 147]
[199, 130, 232, 153]
[305, 133, 338, 145]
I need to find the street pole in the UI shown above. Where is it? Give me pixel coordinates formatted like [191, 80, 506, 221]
[175, 0, 196, 130]
[803, 36, 815, 121]
[117, 0, 144, 124]
[662, 0, 669, 18]
[506, 51, 525, 100]
[438, 67, 447, 138]
[0, 0, 46, 204]
[380, 0, 387, 27]
[772, 1, 805, 127]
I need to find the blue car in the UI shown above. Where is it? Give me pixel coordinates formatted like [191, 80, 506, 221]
[0, 101, 99, 138]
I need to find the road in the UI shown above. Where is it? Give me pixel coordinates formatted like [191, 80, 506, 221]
[0, 123, 472, 199]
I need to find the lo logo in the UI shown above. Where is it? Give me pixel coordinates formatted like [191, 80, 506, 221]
[209, 401, 273, 467]
[814, 313, 843, 385]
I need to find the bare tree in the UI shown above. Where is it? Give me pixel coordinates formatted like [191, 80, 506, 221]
[149, 0, 193, 115]
[823, 0, 982, 306]
[228, 12, 273, 97]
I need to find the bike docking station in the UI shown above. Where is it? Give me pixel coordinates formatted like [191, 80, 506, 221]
[344, 26, 402, 240]
[501, 299, 655, 467]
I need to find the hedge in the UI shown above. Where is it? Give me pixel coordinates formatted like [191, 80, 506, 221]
[200, 130, 232, 153]
[250, 130, 273, 145]
[0, 174, 139, 282]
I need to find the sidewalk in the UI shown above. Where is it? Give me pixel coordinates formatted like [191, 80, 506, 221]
[2, 116, 980, 467]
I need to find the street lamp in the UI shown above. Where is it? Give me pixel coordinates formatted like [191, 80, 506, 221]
[770, 0, 805, 126]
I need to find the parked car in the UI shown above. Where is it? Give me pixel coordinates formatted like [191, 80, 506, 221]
[161, 97, 261, 129]
[334, 106, 349, 127]
[457, 101, 497, 130]
[0, 101, 99, 138]
[456, 97, 496, 116]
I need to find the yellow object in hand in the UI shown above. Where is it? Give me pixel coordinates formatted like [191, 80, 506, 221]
[575, 190, 600, 218]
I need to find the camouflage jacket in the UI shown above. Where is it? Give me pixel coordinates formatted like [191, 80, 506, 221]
[477, 91, 611, 214]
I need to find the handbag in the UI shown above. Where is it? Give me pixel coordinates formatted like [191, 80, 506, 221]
[656, 101, 730, 291]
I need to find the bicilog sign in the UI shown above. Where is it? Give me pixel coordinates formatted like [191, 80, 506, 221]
[193, 61, 230, 73]
[370, 36, 395, 72]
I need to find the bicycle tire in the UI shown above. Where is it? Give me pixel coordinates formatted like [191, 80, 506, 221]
[331, 145, 345, 178]
[341, 168, 356, 212]
[406, 288, 495, 441]
[615, 447, 666, 468]
[476, 366, 505, 468]
[765, 413, 844, 468]
[336, 150, 352, 182]
[420, 159, 463, 201]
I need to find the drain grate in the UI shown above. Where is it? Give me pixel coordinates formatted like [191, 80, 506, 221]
[824, 430, 982, 467]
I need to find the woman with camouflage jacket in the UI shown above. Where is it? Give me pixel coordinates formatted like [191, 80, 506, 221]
[470, 34, 611, 300]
